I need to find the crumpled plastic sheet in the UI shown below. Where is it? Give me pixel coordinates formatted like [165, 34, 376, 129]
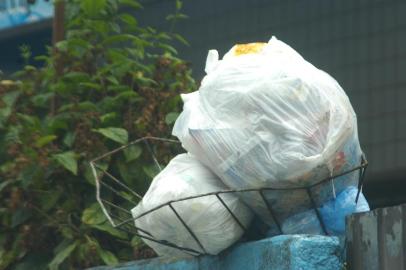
[131, 154, 253, 259]
[173, 36, 367, 228]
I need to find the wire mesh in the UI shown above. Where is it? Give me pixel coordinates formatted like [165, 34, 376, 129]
[90, 136, 368, 257]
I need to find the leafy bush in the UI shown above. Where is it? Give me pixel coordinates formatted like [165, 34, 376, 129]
[0, 0, 194, 269]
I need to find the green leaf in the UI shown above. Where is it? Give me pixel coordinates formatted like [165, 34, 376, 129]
[17, 164, 44, 188]
[79, 82, 102, 90]
[67, 38, 93, 50]
[112, 90, 141, 102]
[56, 105, 72, 114]
[109, 0, 119, 12]
[123, 145, 142, 162]
[131, 236, 143, 247]
[0, 180, 14, 193]
[63, 132, 76, 147]
[176, 0, 182, 10]
[2, 90, 20, 106]
[11, 208, 33, 228]
[49, 241, 78, 270]
[23, 65, 36, 72]
[91, 222, 128, 239]
[106, 76, 119, 85]
[55, 40, 68, 52]
[94, 127, 128, 144]
[176, 13, 189, 20]
[50, 81, 68, 94]
[102, 34, 139, 46]
[106, 48, 128, 62]
[81, 0, 107, 17]
[118, 0, 142, 10]
[157, 32, 171, 40]
[165, 112, 179, 125]
[4, 126, 21, 144]
[63, 72, 90, 82]
[35, 135, 57, 148]
[133, 75, 158, 86]
[39, 190, 62, 211]
[47, 115, 69, 132]
[174, 33, 190, 46]
[60, 227, 75, 240]
[82, 203, 107, 225]
[111, 22, 122, 33]
[0, 162, 13, 174]
[34, 54, 49, 62]
[97, 248, 118, 266]
[53, 151, 78, 175]
[143, 165, 160, 179]
[0, 233, 26, 268]
[100, 112, 117, 124]
[165, 14, 175, 21]
[16, 113, 40, 128]
[0, 91, 20, 126]
[107, 85, 132, 92]
[158, 43, 178, 55]
[30, 93, 53, 107]
[0, 107, 11, 127]
[120, 14, 138, 27]
[76, 101, 99, 111]
[166, 13, 188, 21]
[117, 161, 136, 185]
[84, 161, 109, 186]
[126, 48, 144, 59]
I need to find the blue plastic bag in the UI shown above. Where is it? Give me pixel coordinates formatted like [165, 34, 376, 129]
[319, 186, 369, 235]
[269, 186, 369, 236]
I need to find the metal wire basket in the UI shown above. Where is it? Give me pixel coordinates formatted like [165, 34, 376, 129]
[89, 136, 368, 257]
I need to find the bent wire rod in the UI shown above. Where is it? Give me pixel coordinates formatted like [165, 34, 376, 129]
[91, 137, 180, 226]
[91, 137, 368, 255]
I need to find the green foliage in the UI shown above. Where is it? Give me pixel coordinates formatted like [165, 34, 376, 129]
[53, 151, 78, 175]
[94, 127, 128, 145]
[0, 0, 194, 269]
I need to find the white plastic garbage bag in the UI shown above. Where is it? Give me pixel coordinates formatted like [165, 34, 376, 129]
[173, 36, 364, 227]
[131, 154, 253, 259]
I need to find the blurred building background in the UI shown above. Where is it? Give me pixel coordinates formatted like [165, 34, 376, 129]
[0, 0, 404, 208]
[0, 0, 52, 72]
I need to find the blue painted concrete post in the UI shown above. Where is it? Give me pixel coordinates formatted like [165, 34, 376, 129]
[90, 235, 343, 270]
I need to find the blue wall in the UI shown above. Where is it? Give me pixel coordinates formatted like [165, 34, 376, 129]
[90, 235, 343, 270]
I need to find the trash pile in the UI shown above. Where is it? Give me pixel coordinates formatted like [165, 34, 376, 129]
[131, 37, 369, 258]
